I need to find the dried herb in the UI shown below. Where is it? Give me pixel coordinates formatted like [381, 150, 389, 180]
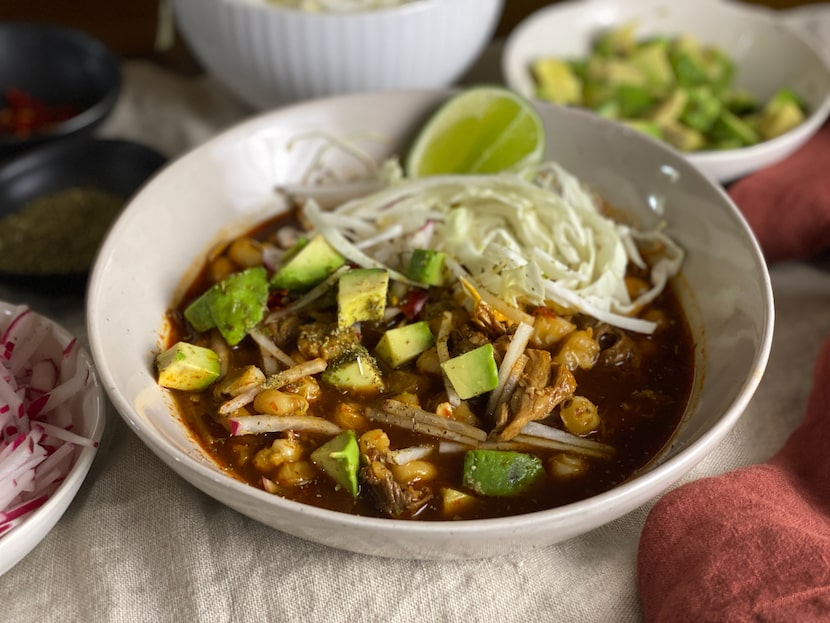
[0, 186, 124, 275]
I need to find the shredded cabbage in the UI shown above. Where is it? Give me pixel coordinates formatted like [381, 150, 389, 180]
[300, 162, 684, 334]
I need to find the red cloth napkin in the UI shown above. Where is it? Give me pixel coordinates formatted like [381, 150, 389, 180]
[728, 121, 830, 262]
[637, 121, 830, 621]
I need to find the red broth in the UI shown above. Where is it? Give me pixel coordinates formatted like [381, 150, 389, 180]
[163, 209, 694, 521]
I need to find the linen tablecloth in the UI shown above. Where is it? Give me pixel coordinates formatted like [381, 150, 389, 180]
[3, 8, 830, 619]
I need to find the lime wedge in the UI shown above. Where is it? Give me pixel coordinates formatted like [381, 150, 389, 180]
[406, 87, 546, 177]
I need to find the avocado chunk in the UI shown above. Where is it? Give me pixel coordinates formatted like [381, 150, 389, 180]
[587, 55, 647, 88]
[271, 234, 345, 291]
[531, 57, 583, 105]
[650, 88, 688, 126]
[723, 89, 760, 115]
[615, 84, 657, 118]
[710, 108, 759, 146]
[759, 88, 805, 139]
[156, 342, 221, 391]
[462, 449, 545, 497]
[375, 321, 435, 368]
[441, 486, 478, 518]
[669, 36, 710, 87]
[680, 86, 723, 133]
[337, 268, 389, 329]
[593, 23, 636, 57]
[660, 120, 706, 152]
[631, 39, 674, 89]
[183, 267, 269, 346]
[310, 430, 359, 498]
[406, 249, 446, 286]
[322, 345, 385, 395]
[440, 343, 499, 400]
[622, 119, 662, 140]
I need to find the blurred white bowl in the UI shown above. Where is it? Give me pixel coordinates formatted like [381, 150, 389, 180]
[87, 89, 773, 560]
[173, 0, 504, 109]
[502, 0, 830, 183]
[0, 303, 106, 576]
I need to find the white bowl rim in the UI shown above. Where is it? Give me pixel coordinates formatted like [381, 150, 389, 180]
[203, 0, 470, 19]
[87, 88, 775, 541]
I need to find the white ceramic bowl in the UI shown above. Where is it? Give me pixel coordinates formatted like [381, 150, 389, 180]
[502, 0, 830, 183]
[173, 0, 504, 109]
[87, 90, 773, 560]
[0, 303, 106, 576]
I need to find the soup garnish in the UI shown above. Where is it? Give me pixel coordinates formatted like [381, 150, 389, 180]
[157, 143, 694, 520]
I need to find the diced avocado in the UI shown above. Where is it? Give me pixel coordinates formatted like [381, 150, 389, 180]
[593, 98, 620, 119]
[670, 36, 710, 87]
[406, 249, 446, 286]
[650, 88, 689, 126]
[680, 86, 722, 133]
[337, 268, 389, 329]
[270, 234, 345, 291]
[622, 119, 663, 140]
[615, 84, 657, 118]
[440, 343, 499, 400]
[723, 89, 760, 115]
[660, 120, 706, 152]
[582, 80, 614, 109]
[441, 487, 477, 518]
[182, 295, 213, 333]
[156, 342, 221, 391]
[759, 102, 805, 140]
[321, 345, 385, 395]
[766, 87, 804, 111]
[631, 39, 674, 89]
[462, 449, 545, 497]
[375, 321, 435, 369]
[702, 47, 734, 91]
[310, 430, 359, 498]
[710, 108, 760, 146]
[532, 57, 583, 105]
[587, 55, 647, 87]
[593, 24, 637, 57]
[183, 267, 269, 346]
[759, 88, 805, 139]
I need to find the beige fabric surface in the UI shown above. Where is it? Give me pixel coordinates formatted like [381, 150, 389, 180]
[2, 22, 830, 619]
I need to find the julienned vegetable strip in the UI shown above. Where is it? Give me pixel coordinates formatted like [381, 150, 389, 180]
[300, 165, 684, 334]
[0, 305, 95, 537]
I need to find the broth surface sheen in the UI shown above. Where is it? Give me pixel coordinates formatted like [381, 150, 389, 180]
[164, 204, 695, 522]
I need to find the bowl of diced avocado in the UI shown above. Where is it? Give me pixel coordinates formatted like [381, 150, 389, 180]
[502, 0, 830, 182]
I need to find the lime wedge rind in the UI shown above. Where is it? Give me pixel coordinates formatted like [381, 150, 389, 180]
[405, 87, 546, 178]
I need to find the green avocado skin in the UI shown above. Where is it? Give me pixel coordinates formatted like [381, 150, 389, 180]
[462, 450, 545, 497]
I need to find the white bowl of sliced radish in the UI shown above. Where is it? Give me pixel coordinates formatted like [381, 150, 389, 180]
[0, 302, 106, 576]
[87, 90, 773, 559]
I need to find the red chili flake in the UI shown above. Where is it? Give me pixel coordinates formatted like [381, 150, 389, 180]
[0, 87, 81, 139]
[400, 288, 430, 321]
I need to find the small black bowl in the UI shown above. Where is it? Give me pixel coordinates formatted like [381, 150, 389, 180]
[0, 22, 122, 163]
[0, 137, 167, 293]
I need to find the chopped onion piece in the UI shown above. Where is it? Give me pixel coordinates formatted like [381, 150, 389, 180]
[519, 421, 614, 457]
[366, 408, 482, 447]
[249, 327, 297, 368]
[229, 415, 341, 436]
[387, 444, 433, 465]
[374, 399, 487, 442]
[486, 321, 534, 415]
